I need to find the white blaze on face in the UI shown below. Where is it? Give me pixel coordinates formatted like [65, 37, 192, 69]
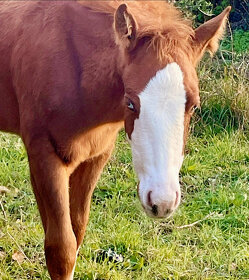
[130, 63, 186, 217]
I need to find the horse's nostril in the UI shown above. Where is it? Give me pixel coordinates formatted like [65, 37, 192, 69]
[145, 189, 180, 217]
[152, 204, 158, 216]
[147, 191, 153, 207]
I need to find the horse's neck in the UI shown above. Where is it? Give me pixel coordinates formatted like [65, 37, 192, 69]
[75, 7, 125, 127]
[44, 5, 125, 149]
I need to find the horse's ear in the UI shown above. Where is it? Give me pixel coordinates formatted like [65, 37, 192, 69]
[114, 4, 137, 51]
[192, 6, 231, 63]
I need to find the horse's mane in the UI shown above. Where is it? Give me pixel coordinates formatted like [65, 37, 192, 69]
[80, 1, 194, 61]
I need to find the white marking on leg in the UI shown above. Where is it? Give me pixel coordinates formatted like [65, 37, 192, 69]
[69, 248, 79, 280]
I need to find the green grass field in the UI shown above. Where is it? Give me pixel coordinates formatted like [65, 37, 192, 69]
[0, 40, 248, 279]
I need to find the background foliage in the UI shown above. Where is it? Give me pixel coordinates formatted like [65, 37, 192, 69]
[0, 1, 248, 279]
[175, 0, 249, 29]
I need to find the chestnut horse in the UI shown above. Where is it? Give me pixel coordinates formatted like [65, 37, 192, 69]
[0, 1, 230, 279]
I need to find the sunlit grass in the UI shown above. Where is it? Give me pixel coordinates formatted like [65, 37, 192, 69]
[0, 125, 248, 279]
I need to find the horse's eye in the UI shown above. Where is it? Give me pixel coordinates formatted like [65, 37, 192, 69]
[127, 101, 135, 111]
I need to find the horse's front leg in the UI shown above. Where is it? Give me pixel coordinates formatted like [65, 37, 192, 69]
[27, 139, 77, 280]
[69, 147, 113, 249]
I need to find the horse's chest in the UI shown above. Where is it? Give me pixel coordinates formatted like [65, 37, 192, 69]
[70, 122, 123, 164]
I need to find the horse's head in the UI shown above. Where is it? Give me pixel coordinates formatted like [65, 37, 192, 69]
[114, 3, 231, 218]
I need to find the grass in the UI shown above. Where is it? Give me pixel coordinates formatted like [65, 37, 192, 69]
[0, 46, 248, 279]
